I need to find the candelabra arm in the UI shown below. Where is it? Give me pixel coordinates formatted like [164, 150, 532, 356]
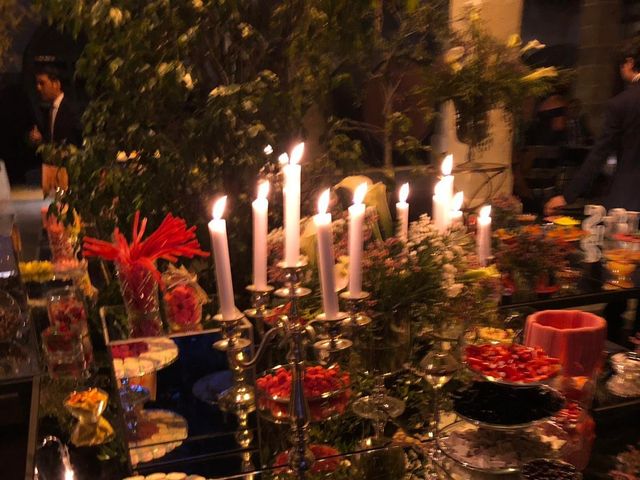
[234, 324, 284, 369]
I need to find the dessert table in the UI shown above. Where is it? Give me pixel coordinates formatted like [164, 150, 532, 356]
[10, 211, 640, 480]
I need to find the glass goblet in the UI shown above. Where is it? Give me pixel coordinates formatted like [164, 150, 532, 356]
[418, 344, 458, 447]
[352, 309, 409, 441]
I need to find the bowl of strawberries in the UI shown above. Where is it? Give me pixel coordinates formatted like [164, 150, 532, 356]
[256, 364, 351, 423]
[464, 343, 561, 386]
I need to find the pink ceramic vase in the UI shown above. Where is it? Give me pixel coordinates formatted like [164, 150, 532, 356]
[524, 310, 607, 377]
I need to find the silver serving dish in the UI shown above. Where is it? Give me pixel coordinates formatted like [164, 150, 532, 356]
[455, 409, 555, 432]
[437, 421, 566, 475]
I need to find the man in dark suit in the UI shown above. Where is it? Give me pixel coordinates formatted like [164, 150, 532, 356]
[545, 37, 640, 214]
[545, 37, 640, 345]
[28, 64, 82, 196]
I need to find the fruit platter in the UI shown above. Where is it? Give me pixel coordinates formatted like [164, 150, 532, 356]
[472, 326, 517, 345]
[464, 343, 562, 386]
[613, 232, 640, 243]
[256, 364, 351, 423]
[544, 216, 581, 227]
[128, 409, 188, 466]
[110, 338, 179, 379]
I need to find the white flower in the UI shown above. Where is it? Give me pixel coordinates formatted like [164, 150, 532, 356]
[522, 66, 558, 82]
[116, 151, 127, 162]
[521, 39, 545, 54]
[444, 47, 465, 65]
[242, 100, 256, 112]
[443, 263, 456, 275]
[446, 283, 464, 298]
[506, 34, 522, 48]
[109, 8, 124, 27]
[157, 62, 172, 77]
[182, 72, 194, 90]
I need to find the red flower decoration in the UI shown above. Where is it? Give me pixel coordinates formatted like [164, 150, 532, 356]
[83, 211, 209, 289]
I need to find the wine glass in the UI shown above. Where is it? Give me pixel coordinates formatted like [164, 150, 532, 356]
[352, 308, 409, 442]
[418, 343, 458, 455]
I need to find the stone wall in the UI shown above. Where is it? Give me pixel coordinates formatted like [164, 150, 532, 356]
[575, 0, 623, 133]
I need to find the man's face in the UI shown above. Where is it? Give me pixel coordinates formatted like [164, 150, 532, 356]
[35, 74, 61, 103]
[620, 58, 637, 83]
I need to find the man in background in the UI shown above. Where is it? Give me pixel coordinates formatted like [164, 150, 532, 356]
[545, 37, 640, 345]
[28, 64, 81, 196]
[545, 37, 640, 214]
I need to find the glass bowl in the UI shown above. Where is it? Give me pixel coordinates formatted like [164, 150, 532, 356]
[256, 364, 351, 423]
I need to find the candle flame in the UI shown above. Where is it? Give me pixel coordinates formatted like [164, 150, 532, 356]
[434, 180, 445, 197]
[263, 145, 273, 155]
[212, 196, 227, 220]
[278, 153, 289, 165]
[354, 183, 368, 205]
[317, 189, 330, 215]
[64, 469, 75, 480]
[399, 183, 409, 203]
[257, 181, 270, 199]
[441, 154, 453, 176]
[290, 142, 305, 165]
[479, 204, 491, 219]
[451, 191, 464, 211]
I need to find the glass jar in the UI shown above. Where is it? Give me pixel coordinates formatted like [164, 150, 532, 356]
[42, 324, 87, 379]
[116, 262, 163, 338]
[47, 287, 93, 365]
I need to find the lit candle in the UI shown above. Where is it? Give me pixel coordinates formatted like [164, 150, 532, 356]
[348, 183, 368, 296]
[314, 189, 339, 318]
[433, 180, 448, 234]
[477, 205, 492, 266]
[396, 183, 409, 241]
[283, 142, 304, 267]
[209, 197, 237, 319]
[252, 181, 270, 290]
[449, 191, 464, 228]
[441, 154, 454, 206]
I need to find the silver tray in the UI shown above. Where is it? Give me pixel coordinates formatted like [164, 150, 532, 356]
[437, 421, 566, 475]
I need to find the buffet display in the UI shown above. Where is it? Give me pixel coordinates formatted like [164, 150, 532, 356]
[12, 151, 640, 480]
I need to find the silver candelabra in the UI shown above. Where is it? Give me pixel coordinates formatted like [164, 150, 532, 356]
[213, 259, 372, 478]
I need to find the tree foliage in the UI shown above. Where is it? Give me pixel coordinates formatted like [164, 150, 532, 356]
[0, 0, 33, 71]
[36, 0, 554, 294]
[37, 0, 380, 288]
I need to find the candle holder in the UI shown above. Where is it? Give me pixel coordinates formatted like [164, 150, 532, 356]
[235, 402, 255, 473]
[213, 312, 256, 413]
[244, 284, 275, 339]
[312, 311, 351, 365]
[340, 290, 372, 330]
[210, 258, 315, 475]
[275, 259, 312, 298]
[274, 260, 315, 474]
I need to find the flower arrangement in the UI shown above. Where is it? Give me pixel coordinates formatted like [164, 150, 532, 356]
[266, 186, 475, 340]
[494, 230, 570, 291]
[435, 9, 558, 149]
[83, 211, 208, 337]
[490, 194, 524, 230]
